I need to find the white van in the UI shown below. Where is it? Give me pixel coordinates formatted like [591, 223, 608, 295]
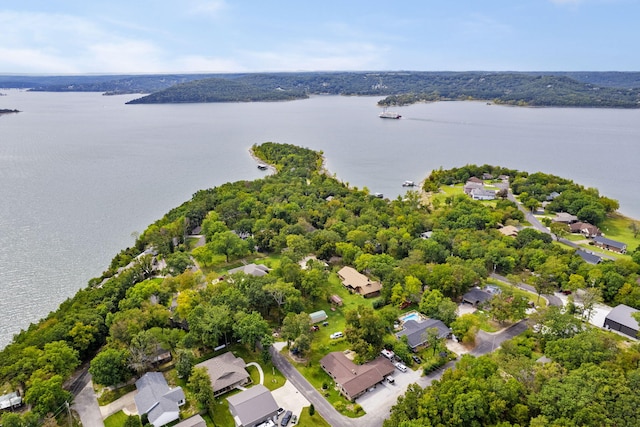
[381, 349, 395, 360]
[395, 362, 408, 372]
[330, 331, 343, 339]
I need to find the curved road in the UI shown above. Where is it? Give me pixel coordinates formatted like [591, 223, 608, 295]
[270, 318, 531, 427]
[490, 273, 562, 307]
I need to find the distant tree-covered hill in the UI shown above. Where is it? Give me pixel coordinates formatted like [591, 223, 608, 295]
[125, 76, 309, 103]
[2, 71, 640, 107]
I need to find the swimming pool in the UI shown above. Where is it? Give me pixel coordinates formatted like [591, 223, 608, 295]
[399, 311, 425, 324]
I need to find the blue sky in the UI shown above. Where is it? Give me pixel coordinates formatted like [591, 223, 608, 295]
[1, 0, 638, 74]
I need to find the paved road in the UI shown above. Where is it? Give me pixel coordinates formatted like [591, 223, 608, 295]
[471, 320, 529, 357]
[270, 346, 359, 427]
[507, 191, 549, 234]
[490, 273, 562, 307]
[270, 317, 531, 427]
[71, 373, 105, 427]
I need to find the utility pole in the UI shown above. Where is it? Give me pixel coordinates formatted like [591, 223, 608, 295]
[66, 401, 72, 427]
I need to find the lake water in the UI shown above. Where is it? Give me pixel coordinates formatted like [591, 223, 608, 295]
[1, 90, 639, 349]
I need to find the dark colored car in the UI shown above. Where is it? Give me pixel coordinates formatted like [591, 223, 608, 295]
[281, 410, 292, 426]
[412, 355, 422, 364]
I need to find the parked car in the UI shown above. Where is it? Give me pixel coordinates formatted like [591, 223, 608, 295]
[330, 331, 343, 339]
[395, 362, 408, 372]
[281, 410, 292, 426]
[385, 376, 395, 384]
[412, 355, 422, 364]
[277, 407, 285, 417]
[291, 414, 298, 424]
[311, 325, 320, 332]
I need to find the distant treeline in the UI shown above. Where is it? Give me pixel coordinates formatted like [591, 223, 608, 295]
[1, 71, 640, 107]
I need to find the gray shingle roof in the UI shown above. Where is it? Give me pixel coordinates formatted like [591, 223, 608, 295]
[395, 318, 451, 349]
[196, 352, 249, 395]
[593, 236, 626, 250]
[228, 263, 270, 276]
[174, 415, 206, 427]
[463, 288, 493, 305]
[605, 304, 639, 331]
[575, 249, 602, 265]
[134, 372, 184, 427]
[227, 385, 278, 427]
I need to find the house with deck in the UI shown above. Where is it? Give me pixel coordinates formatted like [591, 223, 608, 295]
[196, 352, 250, 397]
[337, 266, 382, 298]
[593, 236, 627, 253]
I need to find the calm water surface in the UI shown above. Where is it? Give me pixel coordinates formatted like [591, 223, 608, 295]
[1, 90, 639, 348]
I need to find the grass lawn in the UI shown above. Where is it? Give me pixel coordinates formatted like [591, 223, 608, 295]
[600, 213, 639, 247]
[103, 411, 129, 427]
[297, 406, 331, 427]
[283, 270, 375, 418]
[97, 384, 136, 406]
[486, 278, 547, 309]
[211, 396, 236, 427]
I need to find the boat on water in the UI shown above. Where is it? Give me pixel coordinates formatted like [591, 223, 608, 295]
[402, 180, 416, 187]
[374, 192, 384, 198]
[257, 164, 268, 170]
[379, 111, 401, 119]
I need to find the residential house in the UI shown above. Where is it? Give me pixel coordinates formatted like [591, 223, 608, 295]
[462, 288, 493, 306]
[552, 212, 579, 224]
[337, 266, 382, 298]
[498, 225, 519, 237]
[395, 318, 452, 350]
[470, 188, 496, 201]
[546, 191, 561, 201]
[420, 231, 433, 239]
[134, 372, 185, 427]
[569, 222, 601, 238]
[0, 392, 22, 410]
[575, 249, 602, 265]
[467, 176, 484, 184]
[463, 181, 484, 195]
[482, 173, 494, 180]
[196, 352, 250, 397]
[227, 384, 279, 427]
[593, 236, 627, 254]
[228, 263, 270, 277]
[320, 352, 395, 401]
[604, 304, 639, 339]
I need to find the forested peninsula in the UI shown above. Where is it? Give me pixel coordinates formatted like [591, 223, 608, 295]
[2, 71, 640, 107]
[1, 143, 639, 427]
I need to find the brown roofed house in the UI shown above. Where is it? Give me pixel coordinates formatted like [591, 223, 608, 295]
[320, 352, 395, 401]
[498, 225, 519, 237]
[568, 222, 601, 238]
[196, 352, 250, 397]
[337, 266, 382, 298]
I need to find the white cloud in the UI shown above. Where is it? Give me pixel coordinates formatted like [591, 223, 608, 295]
[0, 47, 80, 74]
[86, 41, 165, 73]
[242, 40, 387, 71]
[187, 0, 227, 18]
[174, 55, 246, 73]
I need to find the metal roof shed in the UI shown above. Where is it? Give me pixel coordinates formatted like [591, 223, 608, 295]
[309, 310, 328, 324]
